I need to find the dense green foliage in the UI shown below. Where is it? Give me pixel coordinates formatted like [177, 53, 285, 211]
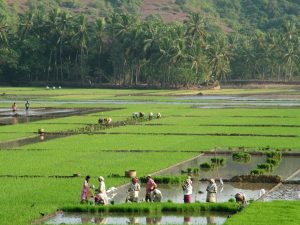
[0, 1, 300, 86]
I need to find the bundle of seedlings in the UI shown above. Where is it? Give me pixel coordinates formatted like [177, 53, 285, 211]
[139, 175, 186, 184]
[232, 152, 251, 163]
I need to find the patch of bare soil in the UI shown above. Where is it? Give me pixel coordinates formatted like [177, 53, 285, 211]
[140, 0, 188, 22]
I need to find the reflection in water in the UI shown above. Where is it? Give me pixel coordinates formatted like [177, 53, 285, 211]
[45, 213, 229, 225]
[81, 217, 91, 224]
[146, 217, 162, 224]
[127, 217, 140, 224]
[184, 216, 192, 225]
[11, 116, 18, 124]
[95, 217, 107, 224]
[207, 216, 216, 225]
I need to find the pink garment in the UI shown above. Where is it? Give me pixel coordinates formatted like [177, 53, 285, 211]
[81, 180, 89, 201]
[146, 178, 157, 193]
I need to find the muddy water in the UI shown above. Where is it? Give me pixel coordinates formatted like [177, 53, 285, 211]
[110, 154, 299, 204]
[45, 212, 229, 225]
[112, 181, 274, 204]
[154, 154, 300, 179]
[0, 107, 110, 126]
[263, 184, 300, 200]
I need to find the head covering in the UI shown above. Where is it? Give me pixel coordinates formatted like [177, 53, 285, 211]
[210, 178, 215, 183]
[98, 176, 104, 181]
[147, 174, 151, 178]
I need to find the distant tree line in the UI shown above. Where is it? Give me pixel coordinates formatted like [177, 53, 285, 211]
[0, 8, 299, 87]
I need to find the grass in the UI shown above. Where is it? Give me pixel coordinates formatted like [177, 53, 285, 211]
[0, 86, 300, 225]
[225, 201, 300, 225]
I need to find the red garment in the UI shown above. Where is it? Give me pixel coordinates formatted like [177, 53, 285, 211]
[184, 194, 192, 203]
[146, 178, 157, 193]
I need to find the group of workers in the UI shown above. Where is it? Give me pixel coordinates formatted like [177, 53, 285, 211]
[11, 101, 30, 113]
[80, 175, 162, 205]
[132, 112, 161, 120]
[80, 175, 247, 206]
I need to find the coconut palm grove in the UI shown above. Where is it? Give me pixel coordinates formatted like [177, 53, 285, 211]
[0, 1, 300, 225]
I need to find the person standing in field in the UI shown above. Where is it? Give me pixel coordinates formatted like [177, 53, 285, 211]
[182, 176, 193, 203]
[206, 178, 217, 203]
[126, 177, 140, 203]
[97, 176, 108, 205]
[145, 175, 157, 202]
[25, 100, 30, 111]
[80, 175, 91, 203]
[11, 102, 17, 113]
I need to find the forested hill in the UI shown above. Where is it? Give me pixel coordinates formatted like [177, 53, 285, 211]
[3, 0, 300, 32]
[0, 0, 300, 87]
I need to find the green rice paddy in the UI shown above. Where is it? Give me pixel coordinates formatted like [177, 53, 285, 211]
[0, 86, 299, 225]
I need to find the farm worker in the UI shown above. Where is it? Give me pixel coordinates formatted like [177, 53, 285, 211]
[148, 112, 154, 120]
[11, 102, 17, 113]
[97, 176, 108, 205]
[182, 176, 193, 203]
[151, 188, 162, 202]
[145, 175, 157, 202]
[235, 192, 247, 206]
[206, 178, 217, 203]
[25, 100, 30, 111]
[80, 175, 91, 203]
[126, 177, 140, 203]
[132, 112, 138, 119]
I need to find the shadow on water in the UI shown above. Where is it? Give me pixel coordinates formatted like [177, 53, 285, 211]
[43, 212, 230, 225]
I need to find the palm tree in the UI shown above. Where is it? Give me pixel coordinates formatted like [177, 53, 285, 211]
[284, 46, 299, 81]
[187, 40, 209, 83]
[57, 10, 72, 81]
[0, 18, 8, 48]
[207, 35, 231, 82]
[73, 14, 88, 84]
[185, 13, 207, 47]
[94, 17, 106, 67]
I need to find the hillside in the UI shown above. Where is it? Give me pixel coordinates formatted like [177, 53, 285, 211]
[0, 0, 299, 86]
[3, 0, 300, 32]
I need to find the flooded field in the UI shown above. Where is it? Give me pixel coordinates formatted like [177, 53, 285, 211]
[112, 181, 274, 204]
[0, 107, 108, 126]
[44, 212, 229, 225]
[155, 154, 300, 179]
[263, 184, 300, 201]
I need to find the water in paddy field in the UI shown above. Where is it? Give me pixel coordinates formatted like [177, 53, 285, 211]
[156, 154, 300, 179]
[0, 107, 104, 125]
[44, 212, 230, 225]
[263, 184, 300, 200]
[111, 153, 299, 204]
[112, 182, 274, 204]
